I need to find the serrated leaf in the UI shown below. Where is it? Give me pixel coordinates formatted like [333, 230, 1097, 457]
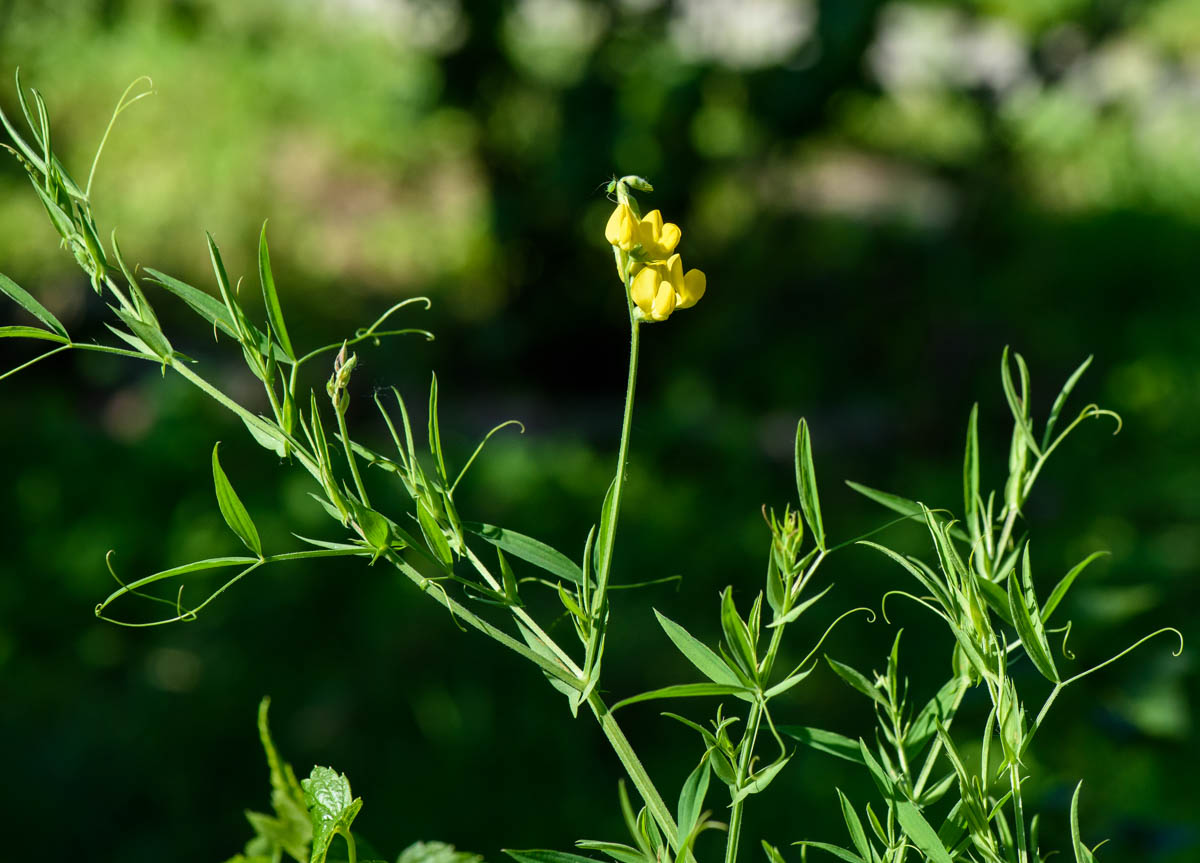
[464, 522, 583, 585]
[1007, 544, 1058, 682]
[212, 443, 263, 556]
[258, 222, 295, 360]
[779, 726, 865, 765]
[654, 609, 742, 687]
[795, 419, 826, 550]
[0, 272, 67, 336]
[302, 766, 363, 863]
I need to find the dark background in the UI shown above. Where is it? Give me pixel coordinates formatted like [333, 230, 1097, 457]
[0, 1, 1195, 861]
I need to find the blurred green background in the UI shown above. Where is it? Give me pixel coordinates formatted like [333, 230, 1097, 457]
[0, 0, 1196, 860]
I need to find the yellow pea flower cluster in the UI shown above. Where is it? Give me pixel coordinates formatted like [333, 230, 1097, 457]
[605, 199, 706, 323]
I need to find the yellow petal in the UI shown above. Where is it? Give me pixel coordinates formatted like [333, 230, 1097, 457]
[665, 253, 684, 287]
[640, 209, 664, 242]
[676, 268, 706, 309]
[651, 280, 676, 321]
[605, 204, 636, 249]
[657, 221, 681, 255]
[631, 267, 660, 315]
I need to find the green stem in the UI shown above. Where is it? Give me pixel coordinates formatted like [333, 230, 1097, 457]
[594, 316, 640, 599]
[724, 700, 764, 863]
[587, 690, 680, 850]
[1010, 763, 1028, 863]
[384, 549, 581, 690]
[340, 826, 357, 863]
[335, 405, 370, 508]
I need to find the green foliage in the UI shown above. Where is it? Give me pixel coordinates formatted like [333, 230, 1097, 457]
[0, 74, 1186, 863]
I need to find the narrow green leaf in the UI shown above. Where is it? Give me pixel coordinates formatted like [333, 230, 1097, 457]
[1042, 550, 1109, 623]
[112, 307, 171, 360]
[730, 751, 791, 804]
[243, 414, 288, 458]
[720, 587, 757, 677]
[1000, 347, 1041, 456]
[302, 766, 363, 863]
[0, 325, 68, 343]
[895, 801, 952, 863]
[258, 221, 294, 360]
[677, 755, 711, 842]
[463, 522, 582, 585]
[654, 609, 742, 687]
[350, 499, 392, 552]
[0, 272, 68, 336]
[837, 790, 871, 862]
[575, 842, 645, 863]
[826, 657, 885, 706]
[1069, 782, 1096, 863]
[1043, 355, 1093, 450]
[857, 740, 895, 800]
[505, 851, 602, 863]
[611, 683, 752, 712]
[1007, 544, 1058, 682]
[763, 664, 815, 699]
[795, 419, 826, 550]
[845, 482, 969, 541]
[779, 726, 865, 765]
[212, 442, 263, 557]
[593, 477, 618, 582]
[766, 582, 832, 629]
[417, 501, 453, 565]
[907, 677, 965, 755]
[964, 404, 980, 542]
[791, 842, 863, 863]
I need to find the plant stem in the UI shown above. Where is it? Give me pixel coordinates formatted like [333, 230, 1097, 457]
[587, 690, 680, 850]
[724, 699, 764, 863]
[335, 406, 370, 508]
[595, 316, 641, 598]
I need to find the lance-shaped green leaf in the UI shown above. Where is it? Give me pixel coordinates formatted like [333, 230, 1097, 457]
[795, 419, 826, 550]
[1007, 543, 1058, 682]
[791, 842, 863, 863]
[1069, 783, 1097, 863]
[418, 500, 453, 565]
[779, 726, 865, 765]
[212, 442, 263, 557]
[0, 325, 68, 343]
[1042, 550, 1109, 623]
[677, 755, 711, 842]
[258, 222, 295, 360]
[837, 790, 871, 863]
[611, 683, 753, 712]
[845, 482, 969, 541]
[575, 842, 645, 863]
[0, 272, 68, 336]
[731, 751, 792, 804]
[964, 404, 980, 542]
[1043, 355, 1093, 450]
[464, 522, 583, 585]
[654, 610, 742, 687]
[826, 657, 886, 706]
[895, 800, 952, 863]
[112, 306, 171, 361]
[720, 587, 757, 677]
[907, 677, 965, 755]
[506, 852, 604, 863]
[301, 766, 362, 863]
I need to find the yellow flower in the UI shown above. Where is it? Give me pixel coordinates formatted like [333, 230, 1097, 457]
[630, 253, 706, 322]
[605, 204, 682, 258]
[636, 209, 681, 259]
[605, 203, 638, 250]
